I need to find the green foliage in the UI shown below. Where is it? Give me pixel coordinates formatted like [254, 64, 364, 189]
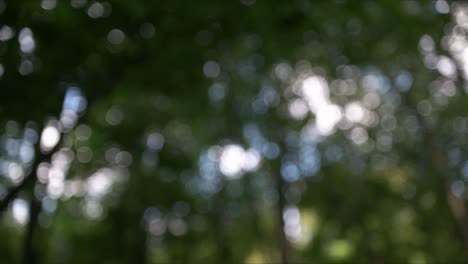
[1, 0, 467, 263]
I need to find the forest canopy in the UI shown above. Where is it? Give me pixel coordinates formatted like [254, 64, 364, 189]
[0, 0, 467, 263]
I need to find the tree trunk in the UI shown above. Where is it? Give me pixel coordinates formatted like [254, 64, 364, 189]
[23, 193, 41, 264]
[275, 171, 290, 264]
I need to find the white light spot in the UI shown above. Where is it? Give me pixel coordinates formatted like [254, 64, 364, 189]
[417, 100, 432, 116]
[435, 0, 450, 14]
[419, 34, 434, 52]
[8, 163, 24, 183]
[63, 87, 87, 113]
[362, 92, 381, 109]
[219, 144, 245, 178]
[41, 0, 57, 10]
[316, 104, 342, 136]
[148, 218, 166, 236]
[302, 76, 330, 111]
[218, 145, 261, 177]
[301, 76, 342, 135]
[18, 28, 35, 54]
[87, 2, 104, 18]
[462, 161, 468, 180]
[274, 63, 292, 81]
[75, 124, 92, 140]
[281, 162, 300, 182]
[42, 197, 57, 213]
[115, 151, 132, 167]
[362, 72, 390, 93]
[18, 60, 33, 75]
[203, 61, 220, 78]
[37, 162, 50, 184]
[168, 218, 187, 236]
[283, 206, 301, 242]
[60, 110, 78, 130]
[349, 127, 368, 145]
[451, 180, 465, 198]
[84, 200, 103, 219]
[47, 168, 65, 199]
[437, 56, 456, 77]
[242, 149, 261, 171]
[288, 99, 309, 120]
[106, 107, 123, 125]
[345, 102, 367, 124]
[107, 28, 125, 45]
[0, 25, 14, 41]
[12, 199, 29, 225]
[86, 168, 114, 198]
[395, 71, 413, 92]
[40, 126, 60, 151]
[77, 146, 93, 163]
[262, 142, 280, 160]
[105, 147, 120, 163]
[146, 132, 164, 151]
[208, 83, 227, 101]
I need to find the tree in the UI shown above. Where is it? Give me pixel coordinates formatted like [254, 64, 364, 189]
[0, 0, 466, 263]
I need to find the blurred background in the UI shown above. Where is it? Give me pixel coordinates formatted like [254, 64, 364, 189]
[0, 0, 467, 263]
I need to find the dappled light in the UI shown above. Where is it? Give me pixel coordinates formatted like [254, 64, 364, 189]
[2, 1, 468, 263]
